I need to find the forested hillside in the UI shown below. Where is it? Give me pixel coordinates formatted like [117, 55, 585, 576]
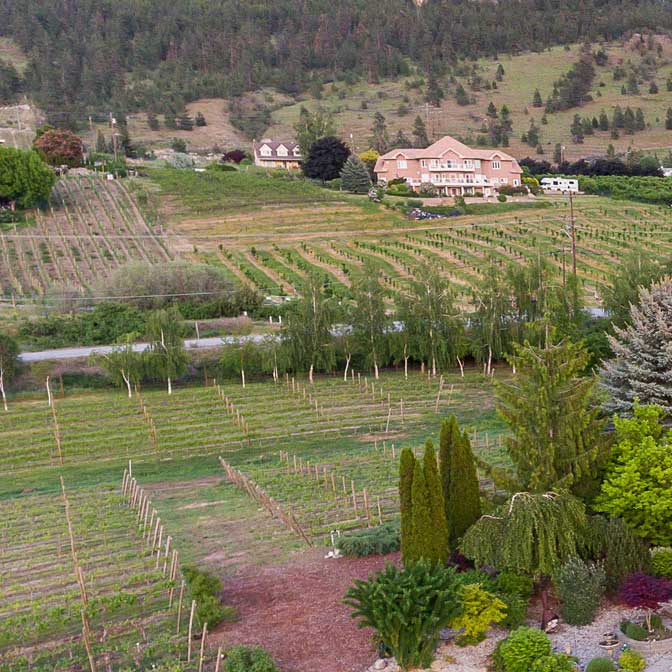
[1, 0, 671, 122]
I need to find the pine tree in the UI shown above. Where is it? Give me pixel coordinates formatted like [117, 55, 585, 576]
[649, 80, 659, 94]
[553, 143, 562, 164]
[195, 111, 207, 126]
[407, 458, 433, 564]
[177, 112, 194, 131]
[495, 64, 505, 81]
[667, 78, 672, 92]
[635, 108, 646, 131]
[399, 447, 416, 564]
[426, 73, 444, 107]
[369, 112, 389, 153]
[423, 440, 449, 564]
[666, 108, 672, 131]
[623, 107, 636, 134]
[412, 115, 429, 148]
[455, 84, 470, 106]
[340, 155, 372, 194]
[486, 101, 498, 118]
[570, 114, 584, 143]
[599, 110, 610, 131]
[147, 111, 160, 131]
[449, 431, 482, 545]
[613, 106, 625, 128]
[601, 279, 672, 415]
[95, 130, 107, 153]
[532, 89, 543, 107]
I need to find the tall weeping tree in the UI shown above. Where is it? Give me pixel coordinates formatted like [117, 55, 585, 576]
[350, 263, 389, 379]
[496, 339, 608, 494]
[397, 264, 466, 376]
[399, 447, 416, 564]
[282, 274, 336, 383]
[461, 491, 588, 628]
[423, 439, 449, 564]
[145, 306, 188, 395]
[601, 278, 672, 416]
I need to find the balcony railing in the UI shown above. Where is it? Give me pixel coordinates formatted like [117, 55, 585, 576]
[428, 161, 476, 171]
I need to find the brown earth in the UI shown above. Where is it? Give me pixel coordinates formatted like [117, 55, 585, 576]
[211, 548, 400, 672]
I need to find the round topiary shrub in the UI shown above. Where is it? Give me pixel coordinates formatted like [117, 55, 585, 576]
[585, 658, 616, 672]
[498, 626, 552, 672]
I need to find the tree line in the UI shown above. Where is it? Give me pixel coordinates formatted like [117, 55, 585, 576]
[1, 0, 670, 120]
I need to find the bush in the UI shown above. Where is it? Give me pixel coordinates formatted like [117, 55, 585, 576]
[406, 199, 423, 208]
[554, 557, 605, 625]
[618, 650, 645, 672]
[222, 645, 279, 672]
[585, 658, 616, 672]
[497, 193, 507, 202]
[338, 521, 399, 557]
[344, 560, 459, 670]
[530, 654, 577, 672]
[451, 582, 506, 645]
[497, 627, 552, 672]
[494, 573, 534, 629]
[620, 620, 648, 641]
[182, 566, 234, 629]
[651, 547, 672, 578]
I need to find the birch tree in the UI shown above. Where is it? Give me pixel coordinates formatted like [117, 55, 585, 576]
[145, 307, 188, 394]
[397, 264, 465, 376]
[350, 264, 389, 380]
[92, 341, 143, 398]
[0, 333, 19, 412]
[282, 274, 335, 383]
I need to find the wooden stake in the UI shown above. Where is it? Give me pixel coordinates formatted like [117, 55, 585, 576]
[377, 496, 383, 524]
[199, 622, 208, 672]
[351, 481, 358, 515]
[187, 599, 196, 661]
[363, 488, 371, 527]
[215, 646, 223, 672]
[81, 609, 97, 672]
[176, 580, 185, 633]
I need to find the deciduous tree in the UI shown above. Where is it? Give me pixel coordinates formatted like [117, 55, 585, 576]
[0, 146, 55, 208]
[34, 128, 84, 167]
[145, 306, 188, 394]
[0, 332, 19, 411]
[302, 136, 350, 181]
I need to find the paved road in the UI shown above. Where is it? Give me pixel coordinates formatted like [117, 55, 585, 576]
[19, 335, 267, 362]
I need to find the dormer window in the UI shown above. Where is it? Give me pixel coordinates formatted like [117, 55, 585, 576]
[259, 145, 272, 157]
[293, 147, 301, 157]
[277, 145, 288, 157]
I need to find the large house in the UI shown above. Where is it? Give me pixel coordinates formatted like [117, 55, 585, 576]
[253, 139, 302, 169]
[374, 135, 523, 197]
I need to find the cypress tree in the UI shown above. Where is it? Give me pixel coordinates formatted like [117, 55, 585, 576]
[439, 416, 460, 528]
[399, 447, 415, 564]
[449, 431, 482, 545]
[423, 439, 449, 564]
[408, 458, 433, 564]
[340, 155, 372, 194]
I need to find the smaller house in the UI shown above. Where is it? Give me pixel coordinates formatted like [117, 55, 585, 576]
[253, 139, 302, 169]
[540, 177, 579, 194]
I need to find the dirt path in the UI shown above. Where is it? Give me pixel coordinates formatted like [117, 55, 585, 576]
[211, 549, 399, 672]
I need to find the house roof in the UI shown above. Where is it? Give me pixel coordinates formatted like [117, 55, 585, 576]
[253, 140, 301, 160]
[374, 135, 522, 172]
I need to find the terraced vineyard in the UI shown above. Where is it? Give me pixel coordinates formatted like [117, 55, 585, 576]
[187, 197, 672, 307]
[0, 174, 172, 300]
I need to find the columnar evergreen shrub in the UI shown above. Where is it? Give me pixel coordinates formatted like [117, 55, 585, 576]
[497, 627, 552, 672]
[407, 459, 433, 564]
[423, 440, 449, 563]
[340, 155, 372, 194]
[585, 658, 616, 672]
[651, 547, 672, 577]
[344, 560, 459, 670]
[399, 448, 415, 563]
[554, 557, 605, 625]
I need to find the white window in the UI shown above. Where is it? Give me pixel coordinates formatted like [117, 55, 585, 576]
[420, 159, 427, 167]
[492, 160, 501, 169]
[513, 179, 520, 187]
[500, 177, 508, 184]
[492, 177, 499, 184]
[277, 145, 288, 157]
[397, 159, 407, 169]
[464, 160, 473, 168]
[293, 146, 301, 156]
[259, 145, 272, 157]
[474, 159, 481, 169]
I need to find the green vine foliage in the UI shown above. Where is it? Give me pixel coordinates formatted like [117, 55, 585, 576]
[460, 492, 587, 578]
[344, 560, 459, 671]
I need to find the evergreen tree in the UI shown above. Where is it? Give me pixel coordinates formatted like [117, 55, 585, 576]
[496, 340, 608, 493]
[613, 106, 625, 128]
[627, 73, 640, 95]
[391, 128, 410, 148]
[195, 111, 207, 126]
[525, 119, 540, 146]
[340, 155, 372, 194]
[623, 107, 636, 133]
[553, 143, 562, 164]
[532, 88, 543, 107]
[446, 431, 481, 548]
[423, 439, 449, 564]
[495, 64, 505, 81]
[601, 279, 672, 415]
[667, 78, 672, 92]
[599, 110, 610, 131]
[399, 447, 416, 564]
[500, 105, 512, 132]
[455, 83, 470, 106]
[570, 114, 584, 143]
[412, 115, 429, 148]
[177, 112, 194, 131]
[486, 101, 498, 118]
[635, 107, 646, 131]
[407, 458, 433, 564]
[666, 108, 672, 130]
[649, 80, 659, 94]
[369, 112, 389, 153]
[425, 73, 444, 106]
[95, 130, 107, 153]
[439, 416, 460, 530]
[147, 111, 160, 131]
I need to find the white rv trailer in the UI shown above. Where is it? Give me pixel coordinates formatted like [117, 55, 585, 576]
[540, 177, 579, 193]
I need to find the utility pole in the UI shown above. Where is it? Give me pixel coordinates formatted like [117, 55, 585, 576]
[569, 191, 577, 278]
